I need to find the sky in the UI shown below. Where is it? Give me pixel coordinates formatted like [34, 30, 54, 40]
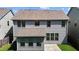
[4, 7, 70, 14]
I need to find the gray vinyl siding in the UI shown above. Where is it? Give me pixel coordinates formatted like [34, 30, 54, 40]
[68, 8, 79, 39]
[0, 11, 13, 40]
[13, 20, 68, 50]
[17, 37, 44, 51]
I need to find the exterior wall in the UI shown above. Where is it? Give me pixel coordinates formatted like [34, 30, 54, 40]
[13, 20, 67, 44]
[45, 21, 67, 44]
[68, 8, 79, 40]
[13, 20, 68, 50]
[0, 11, 13, 40]
[17, 37, 44, 51]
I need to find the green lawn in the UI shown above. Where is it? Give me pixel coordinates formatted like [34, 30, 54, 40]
[0, 43, 11, 51]
[58, 44, 77, 51]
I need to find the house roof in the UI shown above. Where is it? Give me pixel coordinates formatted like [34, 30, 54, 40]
[0, 8, 11, 20]
[12, 10, 69, 20]
[14, 28, 46, 37]
[67, 7, 79, 16]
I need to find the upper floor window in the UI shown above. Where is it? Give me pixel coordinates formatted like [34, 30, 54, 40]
[7, 21, 9, 26]
[62, 21, 65, 27]
[13, 21, 16, 25]
[17, 21, 21, 27]
[68, 21, 71, 23]
[35, 21, 40, 26]
[22, 21, 26, 27]
[47, 21, 51, 27]
[74, 23, 77, 27]
[17, 20, 26, 27]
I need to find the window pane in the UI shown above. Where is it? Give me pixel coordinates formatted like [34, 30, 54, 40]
[17, 21, 21, 27]
[46, 37, 50, 40]
[47, 21, 51, 27]
[74, 23, 77, 27]
[69, 21, 71, 23]
[37, 42, 41, 46]
[7, 21, 9, 26]
[28, 42, 33, 46]
[55, 33, 59, 40]
[46, 33, 50, 36]
[46, 33, 50, 40]
[22, 21, 25, 27]
[13, 21, 16, 25]
[62, 21, 65, 27]
[20, 42, 25, 46]
[51, 33, 54, 40]
[35, 21, 40, 26]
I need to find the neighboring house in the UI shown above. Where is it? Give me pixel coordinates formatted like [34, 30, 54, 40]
[68, 7, 79, 40]
[0, 8, 14, 46]
[12, 10, 69, 51]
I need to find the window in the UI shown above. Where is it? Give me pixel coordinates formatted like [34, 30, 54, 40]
[55, 33, 59, 40]
[69, 21, 71, 23]
[22, 21, 26, 27]
[62, 21, 65, 27]
[7, 21, 9, 26]
[47, 21, 51, 27]
[51, 33, 54, 40]
[13, 21, 16, 25]
[35, 21, 40, 26]
[46, 33, 50, 40]
[17, 21, 21, 27]
[46, 33, 59, 41]
[17, 20, 26, 27]
[74, 23, 77, 27]
[37, 42, 41, 46]
[20, 42, 25, 46]
[28, 42, 33, 46]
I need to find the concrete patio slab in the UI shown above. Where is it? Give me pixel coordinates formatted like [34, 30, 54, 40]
[44, 44, 61, 51]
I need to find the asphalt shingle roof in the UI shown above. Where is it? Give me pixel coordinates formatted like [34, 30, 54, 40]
[0, 8, 10, 20]
[14, 28, 46, 37]
[12, 10, 69, 20]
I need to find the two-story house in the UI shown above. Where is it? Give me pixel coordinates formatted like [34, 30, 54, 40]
[67, 8, 79, 50]
[68, 7, 79, 40]
[12, 10, 69, 51]
[0, 8, 14, 46]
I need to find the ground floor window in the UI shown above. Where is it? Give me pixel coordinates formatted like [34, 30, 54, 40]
[28, 42, 33, 46]
[46, 33, 50, 40]
[51, 33, 54, 40]
[37, 42, 41, 46]
[55, 33, 59, 40]
[20, 42, 25, 46]
[46, 33, 59, 41]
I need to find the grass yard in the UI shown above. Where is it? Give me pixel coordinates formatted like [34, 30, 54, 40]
[0, 43, 11, 51]
[58, 44, 77, 51]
